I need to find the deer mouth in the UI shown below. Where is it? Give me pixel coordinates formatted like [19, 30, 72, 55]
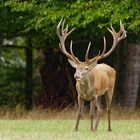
[74, 76, 81, 81]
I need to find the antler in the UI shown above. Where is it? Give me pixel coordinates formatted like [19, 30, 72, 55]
[57, 19, 81, 64]
[85, 21, 127, 63]
[99, 21, 127, 59]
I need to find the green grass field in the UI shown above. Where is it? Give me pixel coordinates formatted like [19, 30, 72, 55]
[0, 107, 140, 140]
[0, 119, 140, 140]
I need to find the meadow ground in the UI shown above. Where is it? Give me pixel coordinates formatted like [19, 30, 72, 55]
[0, 107, 140, 140]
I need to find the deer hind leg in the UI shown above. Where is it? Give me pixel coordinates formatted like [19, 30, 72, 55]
[75, 97, 84, 131]
[105, 77, 115, 132]
[93, 97, 103, 132]
[105, 93, 112, 132]
[90, 99, 96, 131]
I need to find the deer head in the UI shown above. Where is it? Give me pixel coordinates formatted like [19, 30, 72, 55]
[57, 19, 127, 81]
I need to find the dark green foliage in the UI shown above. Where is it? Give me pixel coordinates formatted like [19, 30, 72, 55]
[1, 0, 140, 46]
[0, 0, 140, 108]
[0, 48, 26, 107]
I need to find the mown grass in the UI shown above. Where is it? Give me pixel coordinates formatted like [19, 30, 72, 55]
[0, 119, 140, 140]
[0, 107, 140, 140]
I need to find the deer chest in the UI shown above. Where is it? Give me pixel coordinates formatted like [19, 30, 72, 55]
[80, 91, 95, 101]
[76, 83, 96, 100]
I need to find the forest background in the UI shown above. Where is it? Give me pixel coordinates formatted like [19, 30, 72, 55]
[0, 0, 140, 111]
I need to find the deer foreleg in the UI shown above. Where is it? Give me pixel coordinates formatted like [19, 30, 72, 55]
[90, 99, 96, 131]
[93, 97, 103, 132]
[75, 97, 84, 131]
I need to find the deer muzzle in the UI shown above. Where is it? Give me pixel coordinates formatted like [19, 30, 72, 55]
[74, 73, 81, 80]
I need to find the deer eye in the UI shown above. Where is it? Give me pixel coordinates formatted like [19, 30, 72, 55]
[85, 67, 89, 70]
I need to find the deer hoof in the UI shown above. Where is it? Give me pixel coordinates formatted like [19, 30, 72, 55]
[74, 128, 78, 132]
[108, 129, 112, 132]
[93, 129, 97, 132]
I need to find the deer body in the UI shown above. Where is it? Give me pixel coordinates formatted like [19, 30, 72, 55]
[76, 64, 116, 101]
[57, 19, 127, 132]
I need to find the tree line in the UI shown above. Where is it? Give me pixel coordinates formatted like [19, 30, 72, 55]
[0, 0, 140, 110]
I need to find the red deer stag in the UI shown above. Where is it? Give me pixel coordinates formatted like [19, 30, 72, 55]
[57, 19, 127, 132]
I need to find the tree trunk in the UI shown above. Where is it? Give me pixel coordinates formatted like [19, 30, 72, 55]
[37, 47, 72, 109]
[0, 34, 2, 62]
[25, 46, 33, 110]
[123, 43, 140, 110]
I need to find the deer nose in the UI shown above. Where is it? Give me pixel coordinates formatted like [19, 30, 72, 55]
[74, 73, 81, 79]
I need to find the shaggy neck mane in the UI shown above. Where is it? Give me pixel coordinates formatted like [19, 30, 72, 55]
[78, 72, 92, 94]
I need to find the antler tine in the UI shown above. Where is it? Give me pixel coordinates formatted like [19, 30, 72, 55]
[85, 42, 91, 61]
[91, 50, 101, 62]
[119, 30, 127, 41]
[96, 21, 127, 60]
[61, 19, 69, 36]
[61, 19, 76, 37]
[70, 40, 80, 62]
[87, 36, 107, 63]
[57, 19, 63, 36]
[87, 50, 101, 64]
[57, 19, 81, 63]
[120, 20, 124, 29]
[118, 20, 124, 34]
[70, 40, 74, 56]
[67, 27, 76, 37]
[63, 24, 68, 34]
[61, 19, 66, 35]
[102, 36, 107, 54]
[98, 36, 107, 58]
[110, 24, 116, 33]
[118, 20, 127, 41]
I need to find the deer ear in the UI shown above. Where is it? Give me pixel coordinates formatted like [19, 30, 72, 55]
[68, 59, 77, 68]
